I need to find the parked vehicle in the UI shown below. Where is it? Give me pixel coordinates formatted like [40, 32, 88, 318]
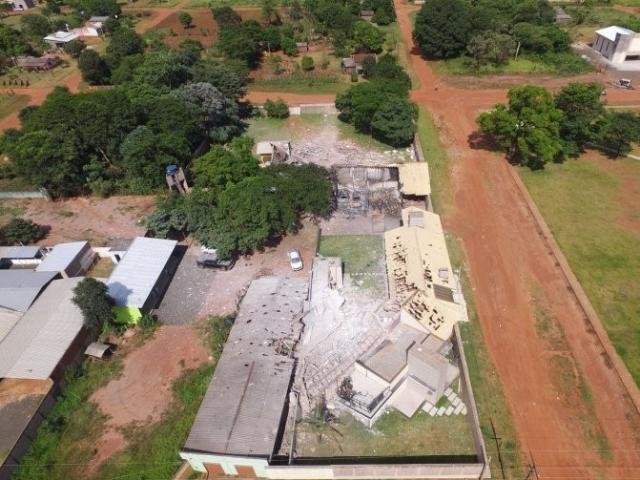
[288, 249, 303, 271]
[197, 247, 235, 270]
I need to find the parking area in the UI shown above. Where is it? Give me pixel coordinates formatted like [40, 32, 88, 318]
[155, 219, 320, 323]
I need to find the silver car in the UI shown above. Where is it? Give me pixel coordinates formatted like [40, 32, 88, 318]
[288, 249, 303, 271]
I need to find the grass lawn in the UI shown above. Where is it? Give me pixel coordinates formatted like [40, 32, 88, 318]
[565, 6, 640, 43]
[0, 63, 77, 89]
[417, 105, 523, 476]
[433, 53, 592, 77]
[318, 235, 385, 292]
[296, 410, 475, 457]
[249, 73, 350, 95]
[0, 93, 29, 120]
[12, 317, 232, 480]
[519, 156, 640, 385]
[86, 257, 116, 279]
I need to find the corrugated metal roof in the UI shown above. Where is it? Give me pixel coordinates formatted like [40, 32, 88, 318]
[36, 241, 88, 274]
[398, 162, 431, 196]
[596, 26, 634, 42]
[106, 237, 177, 308]
[0, 270, 58, 312]
[0, 308, 22, 343]
[0, 277, 85, 379]
[0, 246, 42, 260]
[184, 276, 308, 457]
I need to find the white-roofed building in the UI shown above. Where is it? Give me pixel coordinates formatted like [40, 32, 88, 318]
[36, 241, 95, 278]
[106, 237, 178, 311]
[593, 26, 640, 66]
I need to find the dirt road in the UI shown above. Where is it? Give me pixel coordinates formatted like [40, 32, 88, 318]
[391, 0, 640, 477]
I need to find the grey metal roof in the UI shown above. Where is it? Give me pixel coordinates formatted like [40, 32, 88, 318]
[184, 276, 308, 457]
[36, 241, 89, 274]
[106, 237, 177, 308]
[0, 278, 84, 379]
[0, 246, 42, 260]
[0, 270, 58, 312]
[0, 308, 22, 343]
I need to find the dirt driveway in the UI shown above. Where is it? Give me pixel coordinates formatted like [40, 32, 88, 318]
[88, 325, 210, 473]
[200, 219, 319, 317]
[391, 0, 640, 477]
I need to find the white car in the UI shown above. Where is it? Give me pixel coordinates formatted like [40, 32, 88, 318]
[288, 249, 303, 271]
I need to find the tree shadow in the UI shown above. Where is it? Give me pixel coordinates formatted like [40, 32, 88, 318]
[468, 130, 500, 151]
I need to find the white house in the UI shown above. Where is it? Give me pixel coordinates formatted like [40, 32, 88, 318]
[593, 26, 640, 66]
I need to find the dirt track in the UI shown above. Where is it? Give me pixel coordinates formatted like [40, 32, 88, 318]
[390, 0, 640, 477]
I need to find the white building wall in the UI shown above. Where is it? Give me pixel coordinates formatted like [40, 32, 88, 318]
[179, 452, 269, 476]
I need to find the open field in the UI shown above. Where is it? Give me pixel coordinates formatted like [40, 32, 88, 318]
[12, 318, 231, 480]
[520, 154, 640, 384]
[296, 410, 475, 457]
[318, 235, 385, 293]
[150, 8, 219, 47]
[566, 5, 640, 43]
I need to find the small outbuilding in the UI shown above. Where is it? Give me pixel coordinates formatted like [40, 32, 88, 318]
[2, 0, 35, 10]
[359, 9, 374, 21]
[256, 141, 292, 166]
[15, 55, 60, 71]
[593, 26, 640, 65]
[106, 237, 179, 312]
[36, 241, 95, 278]
[554, 7, 572, 25]
[0, 246, 44, 268]
[296, 42, 309, 53]
[43, 30, 80, 48]
[341, 57, 356, 73]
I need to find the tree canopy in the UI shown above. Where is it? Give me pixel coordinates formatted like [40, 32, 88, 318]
[72, 278, 115, 331]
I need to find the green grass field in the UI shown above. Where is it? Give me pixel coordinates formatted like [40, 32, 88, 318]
[296, 410, 475, 457]
[520, 156, 640, 385]
[416, 106, 450, 211]
[249, 73, 350, 95]
[318, 235, 385, 293]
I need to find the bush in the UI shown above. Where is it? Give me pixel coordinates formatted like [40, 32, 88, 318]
[281, 36, 297, 56]
[72, 277, 115, 331]
[1, 217, 42, 244]
[264, 98, 290, 118]
[301, 55, 314, 71]
[63, 39, 86, 58]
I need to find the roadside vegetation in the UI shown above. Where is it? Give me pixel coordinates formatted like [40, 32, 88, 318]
[477, 83, 640, 169]
[413, 0, 590, 76]
[12, 315, 232, 480]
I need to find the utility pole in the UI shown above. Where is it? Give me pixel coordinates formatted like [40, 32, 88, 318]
[490, 417, 506, 479]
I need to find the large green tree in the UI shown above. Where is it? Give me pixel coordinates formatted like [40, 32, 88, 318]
[72, 278, 115, 331]
[477, 85, 564, 169]
[413, 0, 470, 59]
[352, 20, 385, 53]
[598, 111, 640, 158]
[371, 99, 417, 147]
[555, 82, 604, 156]
[191, 136, 259, 190]
[1, 217, 43, 244]
[78, 49, 110, 85]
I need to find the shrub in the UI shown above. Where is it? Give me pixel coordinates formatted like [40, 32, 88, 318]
[264, 98, 289, 118]
[63, 39, 86, 58]
[301, 55, 314, 71]
[1, 217, 42, 244]
[281, 36, 297, 56]
[72, 277, 115, 332]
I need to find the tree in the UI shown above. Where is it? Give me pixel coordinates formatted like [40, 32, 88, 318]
[72, 278, 115, 331]
[190, 57, 248, 98]
[413, 0, 470, 59]
[145, 193, 189, 238]
[466, 32, 516, 70]
[364, 54, 410, 91]
[264, 98, 289, 118]
[261, 0, 279, 24]
[353, 20, 384, 53]
[371, 99, 417, 147]
[212, 6, 242, 27]
[106, 27, 145, 67]
[191, 136, 259, 189]
[555, 82, 604, 156]
[477, 85, 564, 169]
[301, 55, 314, 71]
[133, 49, 191, 89]
[178, 11, 193, 29]
[216, 21, 264, 68]
[0, 24, 33, 57]
[1, 217, 42, 244]
[172, 82, 242, 142]
[74, 0, 120, 17]
[598, 111, 640, 158]
[63, 39, 86, 58]
[78, 49, 110, 85]
[281, 36, 297, 56]
[20, 14, 50, 39]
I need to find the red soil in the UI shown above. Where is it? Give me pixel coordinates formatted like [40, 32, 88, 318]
[391, 0, 640, 477]
[88, 325, 210, 473]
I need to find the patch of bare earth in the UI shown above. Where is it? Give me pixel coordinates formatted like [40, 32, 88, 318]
[87, 325, 210, 473]
[3, 195, 155, 245]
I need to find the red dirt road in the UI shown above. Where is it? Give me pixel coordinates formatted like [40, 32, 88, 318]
[391, 0, 640, 477]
